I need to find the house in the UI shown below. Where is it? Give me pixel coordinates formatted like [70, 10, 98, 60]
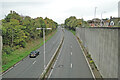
[102, 19, 110, 27]
[87, 18, 101, 27]
[109, 16, 120, 27]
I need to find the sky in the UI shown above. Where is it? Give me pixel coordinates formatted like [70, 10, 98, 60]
[0, 0, 119, 24]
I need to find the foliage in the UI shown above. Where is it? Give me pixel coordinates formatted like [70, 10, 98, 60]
[2, 46, 13, 54]
[64, 16, 88, 30]
[64, 16, 82, 30]
[90, 60, 94, 64]
[2, 29, 57, 72]
[2, 10, 58, 54]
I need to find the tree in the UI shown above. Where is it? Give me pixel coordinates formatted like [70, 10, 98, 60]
[64, 16, 82, 30]
[2, 10, 58, 53]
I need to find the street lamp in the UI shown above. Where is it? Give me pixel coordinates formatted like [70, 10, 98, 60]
[101, 11, 106, 27]
[94, 7, 97, 18]
[36, 28, 52, 70]
[94, 7, 97, 27]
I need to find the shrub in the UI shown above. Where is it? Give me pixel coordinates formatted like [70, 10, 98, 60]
[90, 60, 94, 64]
[20, 41, 26, 48]
[87, 54, 91, 58]
[2, 46, 13, 54]
[15, 45, 20, 49]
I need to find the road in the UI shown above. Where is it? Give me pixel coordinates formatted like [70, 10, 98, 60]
[2, 28, 93, 79]
[49, 29, 93, 78]
[2, 27, 63, 78]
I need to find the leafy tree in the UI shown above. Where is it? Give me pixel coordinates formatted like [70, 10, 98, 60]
[64, 16, 82, 30]
[2, 10, 58, 54]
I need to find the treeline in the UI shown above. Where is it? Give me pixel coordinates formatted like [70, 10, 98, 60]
[2, 11, 58, 54]
[64, 16, 87, 30]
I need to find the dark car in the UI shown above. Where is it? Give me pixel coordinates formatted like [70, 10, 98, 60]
[29, 51, 39, 58]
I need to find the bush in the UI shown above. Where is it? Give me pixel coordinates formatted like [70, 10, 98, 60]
[20, 41, 26, 48]
[87, 54, 91, 58]
[90, 60, 94, 64]
[2, 46, 13, 54]
[15, 45, 20, 49]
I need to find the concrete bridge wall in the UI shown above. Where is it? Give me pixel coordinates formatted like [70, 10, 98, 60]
[76, 27, 119, 78]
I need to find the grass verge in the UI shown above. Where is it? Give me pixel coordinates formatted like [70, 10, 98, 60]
[2, 30, 57, 72]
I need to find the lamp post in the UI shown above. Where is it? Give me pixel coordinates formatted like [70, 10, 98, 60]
[36, 28, 52, 70]
[94, 7, 97, 27]
[94, 7, 97, 18]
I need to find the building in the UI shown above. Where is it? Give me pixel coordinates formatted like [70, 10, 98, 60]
[102, 19, 110, 27]
[87, 18, 101, 27]
[110, 16, 120, 26]
[118, 1, 120, 17]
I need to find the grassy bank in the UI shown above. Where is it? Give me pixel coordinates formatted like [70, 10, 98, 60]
[2, 30, 57, 72]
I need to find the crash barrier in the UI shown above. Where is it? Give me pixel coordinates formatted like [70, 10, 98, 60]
[40, 30, 64, 79]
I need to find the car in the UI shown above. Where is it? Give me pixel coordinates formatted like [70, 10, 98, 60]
[29, 51, 39, 58]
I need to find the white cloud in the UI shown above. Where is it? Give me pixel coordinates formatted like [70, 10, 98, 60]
[0, 0, 119, 24]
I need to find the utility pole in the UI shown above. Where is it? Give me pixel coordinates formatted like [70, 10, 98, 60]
[94, 7, 97, 18]
[94, 7, 97, 27]
[36, 28, 52, 70]
[118, 1, 120, 17]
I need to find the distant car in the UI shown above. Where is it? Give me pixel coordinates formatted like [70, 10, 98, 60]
[29, 51, 39, 58]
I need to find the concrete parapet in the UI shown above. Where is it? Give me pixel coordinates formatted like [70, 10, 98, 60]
[76, 27, 120, 78]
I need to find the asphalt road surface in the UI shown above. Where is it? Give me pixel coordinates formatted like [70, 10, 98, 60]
[2, 27, 63, 78]
[2, 28, 93, 79]
[49, 29, 93, 78]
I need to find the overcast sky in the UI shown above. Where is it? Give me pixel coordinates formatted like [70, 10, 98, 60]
[0, 0, 119, 24]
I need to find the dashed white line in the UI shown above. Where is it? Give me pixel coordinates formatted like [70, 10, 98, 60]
[71, 63, 73, 68]
[71, 52, 72, 55]
[33, 61, 36, 64]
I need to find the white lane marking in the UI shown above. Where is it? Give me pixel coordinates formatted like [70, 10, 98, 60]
[75, 36, 96, 80]
[33, 61, 36, 64]
[2, 67, 14, 75]
[71, 63, 73, 68]
[48, 39, 64, 78]
[71, 52, 72, 55]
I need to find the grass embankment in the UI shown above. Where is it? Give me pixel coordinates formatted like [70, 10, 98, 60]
[2, 30, 57, 72]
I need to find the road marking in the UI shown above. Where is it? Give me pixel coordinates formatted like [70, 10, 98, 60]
[75, 36, 96, 80]
[2, 67, 14, 75]
[48, 39, 64, 78]
[71, 52, 72, 55]
[33, 61, 36, 64]
[71, 63, 72, 68]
